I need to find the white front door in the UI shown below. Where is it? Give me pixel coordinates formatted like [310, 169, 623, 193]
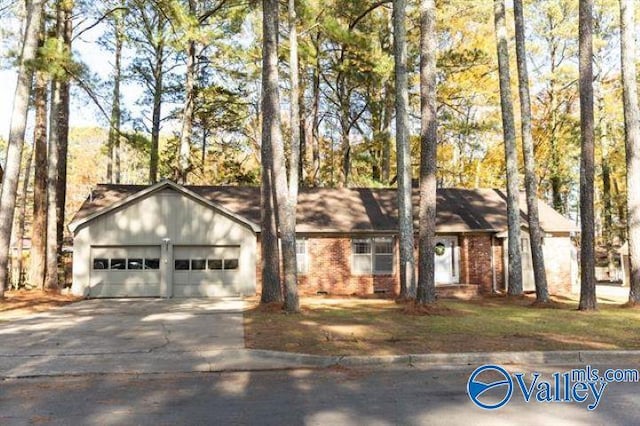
[434, 236, 459, 285]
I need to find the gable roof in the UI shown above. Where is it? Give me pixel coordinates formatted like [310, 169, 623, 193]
[68, 180, 260, 233]
[70, 183, 578, 235]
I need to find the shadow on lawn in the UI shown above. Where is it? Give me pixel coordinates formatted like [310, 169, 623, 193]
[244, 294, 640, 356]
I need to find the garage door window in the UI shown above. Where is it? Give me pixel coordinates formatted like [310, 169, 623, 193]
[175, 259, 190, 270]
[144, 258, 160, 270]
[224, 259, 239, 270]
[208, 259, 223, 270]
[93, 258, 109, 270]
[110, 258, 127, 270]
[191, 259, 206, 270]
[128, 258, 143, 270]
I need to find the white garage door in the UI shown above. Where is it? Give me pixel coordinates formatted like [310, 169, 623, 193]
[173, 246, 241, 297]
[90, 246, 162, 297]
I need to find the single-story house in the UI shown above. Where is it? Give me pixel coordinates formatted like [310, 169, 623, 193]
[69, 180, 579, 298]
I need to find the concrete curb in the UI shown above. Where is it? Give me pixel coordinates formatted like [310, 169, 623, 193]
[2, 349, 640, 379]
[245, 349, 640, 369]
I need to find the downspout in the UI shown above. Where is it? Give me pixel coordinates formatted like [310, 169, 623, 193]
[491, 235, 497, 293]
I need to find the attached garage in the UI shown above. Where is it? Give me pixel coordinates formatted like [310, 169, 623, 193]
[70, 181, 258, 298]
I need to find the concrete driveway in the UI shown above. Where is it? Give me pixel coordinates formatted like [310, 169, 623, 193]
[0, 298, 248, 377]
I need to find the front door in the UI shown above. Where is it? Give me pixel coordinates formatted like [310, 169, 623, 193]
[434, 236, 458, 285]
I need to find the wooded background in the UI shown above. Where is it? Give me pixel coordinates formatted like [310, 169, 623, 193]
[0, 0, 638, 310]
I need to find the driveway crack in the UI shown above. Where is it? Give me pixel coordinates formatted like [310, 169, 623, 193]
[149, 323, 171, 353]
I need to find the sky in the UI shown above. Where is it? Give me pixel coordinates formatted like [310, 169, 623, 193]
[0, 19, 165, 142]
[0, 26, 112, 141]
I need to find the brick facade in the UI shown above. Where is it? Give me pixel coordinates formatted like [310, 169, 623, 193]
[255, 233, 575, 297]
[458, 234, 496, 293]
[256, 236, 399, 297]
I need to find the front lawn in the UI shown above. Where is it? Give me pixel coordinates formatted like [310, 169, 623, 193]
[244, 294, 640, 355]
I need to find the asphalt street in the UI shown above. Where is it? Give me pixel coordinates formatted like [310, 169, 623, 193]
[1, 364, 638, 425]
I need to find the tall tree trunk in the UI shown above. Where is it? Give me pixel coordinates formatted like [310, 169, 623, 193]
[393, 0, 416, 298]
[283, 0, 300, 312]
[0, 0, 43, 296]
[602, 158, 615, 275]
[493, 0, 523, 296]
[149, 27, 165, 184]
[619, 0, 640, 305]
[45, 3, 66, 291]
[30, 68, 48, 290]
[288, 0, 300, 201]
[108, 9, 123, 184]
[310, 32, 321, 187]
[260, 0, 283, 305]
[261, 0, 298, 312]
[578, 0, 597, 310]
[178, 0, 197, 184]
[15, 149, 33, 288]
[417, 0, 437, 304]
[298, 65, 307, 185]
[612, 176, 627, 242]
[56, 4, 72, 255]
[309, 70, 320, 186]
[513, 0, 549, 302]
[339, 101, 350, 187]
[381, 80, 393, 184]
[600, 110, 615, 279]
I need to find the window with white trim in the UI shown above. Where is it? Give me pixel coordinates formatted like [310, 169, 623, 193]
[352, 237, 394, 274]
[296, 239, 309, 274]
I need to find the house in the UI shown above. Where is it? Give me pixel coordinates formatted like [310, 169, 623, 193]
[69, 180, 579, 298]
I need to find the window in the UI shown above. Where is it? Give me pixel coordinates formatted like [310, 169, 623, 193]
[374, 238, 393, 273]
[224, 259, 239, 270]
[352, 237, 394, 274]
[93, 258, 108, 270]
[110, 258, 126, 270]
[191, 259, 206, 270]
[208, 259, 223, 270]
[296, 239, 308, 274]
[144, 258, 160, 270]
[127, 258, 143, 270]
[352, 239, 372, 274]
[175, 259, 190, 270]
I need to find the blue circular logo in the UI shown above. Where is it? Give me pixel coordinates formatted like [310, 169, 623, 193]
[467, 364, 513, 410]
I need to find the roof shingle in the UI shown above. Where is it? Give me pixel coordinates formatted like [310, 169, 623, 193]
[71, 183, 578, 234]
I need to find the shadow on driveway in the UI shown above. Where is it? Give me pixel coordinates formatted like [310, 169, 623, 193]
[0, 298, 246, 377]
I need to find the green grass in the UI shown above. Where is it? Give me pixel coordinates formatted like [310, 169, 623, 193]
[244, 296, 640, 355]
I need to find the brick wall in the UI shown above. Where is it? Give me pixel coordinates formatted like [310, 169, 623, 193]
[459, 234, 495, 293]
[256, 235, 399, 297]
